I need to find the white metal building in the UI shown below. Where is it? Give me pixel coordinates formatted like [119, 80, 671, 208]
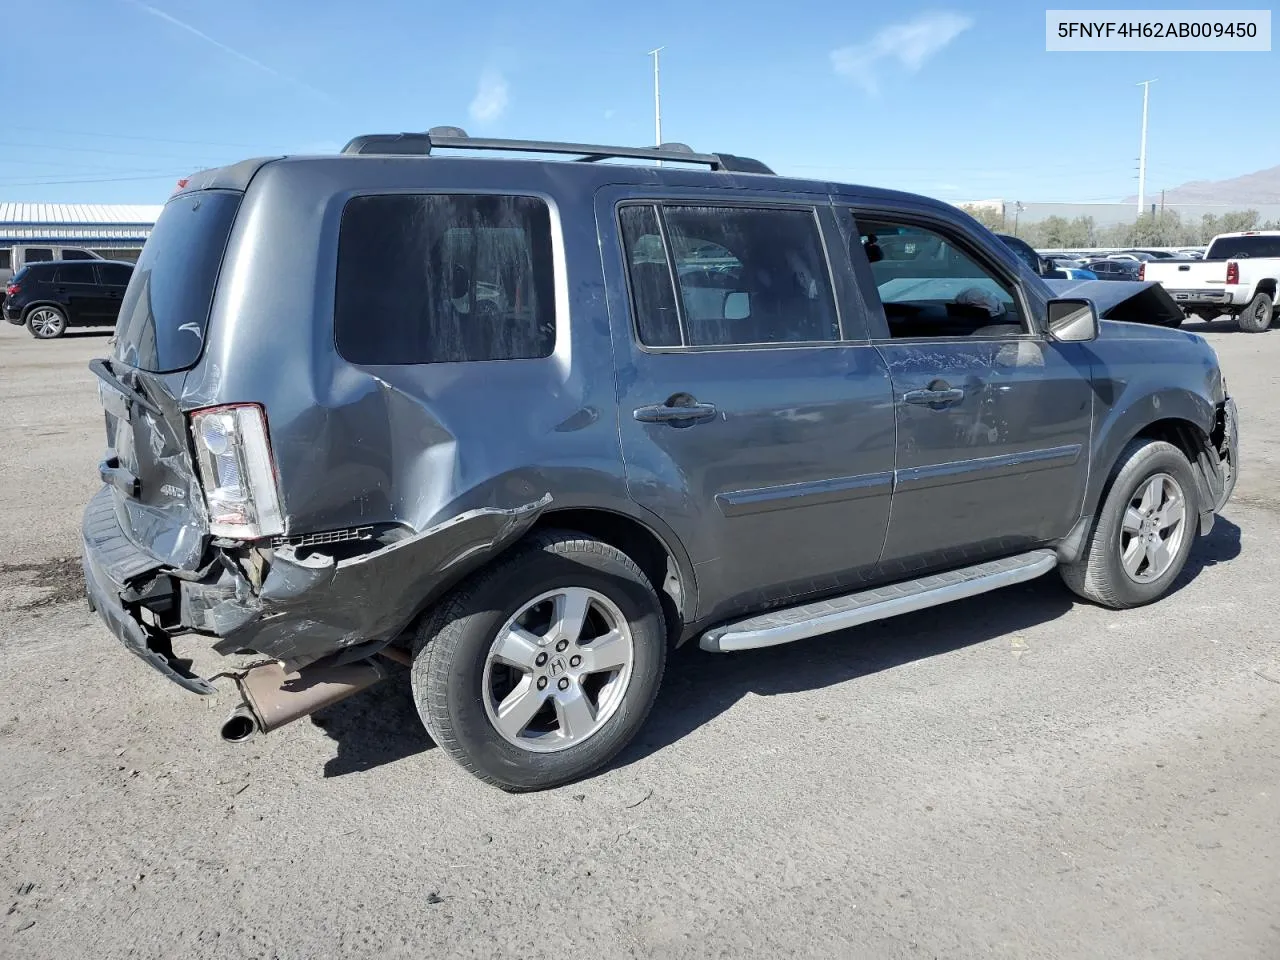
[0, 203, 160, 264]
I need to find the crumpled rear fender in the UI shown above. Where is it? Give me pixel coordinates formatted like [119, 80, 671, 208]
[180, 495, 551, 669]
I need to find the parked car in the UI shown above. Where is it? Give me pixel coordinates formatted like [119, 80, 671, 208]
[3, 260, 134, 338]
[995, 235, 1094, 279]
[1, 244, 104, 319]
[1141, 231, 1280, 331]
[1085, 258, 1144, 280]
[81, 128, 1238, 791]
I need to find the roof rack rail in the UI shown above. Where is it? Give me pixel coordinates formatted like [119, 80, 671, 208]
[340, 126, 774, 175]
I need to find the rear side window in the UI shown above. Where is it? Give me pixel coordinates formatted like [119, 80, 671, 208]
[24, 248, 53, 263]
[335, 194, 556, 365]
[54, 264, 97, 284]
[0, 250, 10, 270]
[113, 191, 241, 373]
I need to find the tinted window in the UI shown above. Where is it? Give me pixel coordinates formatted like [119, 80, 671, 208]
[113, 190, 241, 373]
[98, 264, 133, 285]
[0, 249, 9, 270]
[24, 248, 53, 263]
[1205, 235, 1280, 259]
[619, 205, 682, 347]
[335, 194, 555, 365]
[623, 204, 838, 347]
[61, 249, 95, 261]
[53, 264, 97, 284]
[858, 218, 1025, 338]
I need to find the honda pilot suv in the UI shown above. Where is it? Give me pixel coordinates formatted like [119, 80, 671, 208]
[82, 129, 1238, 791]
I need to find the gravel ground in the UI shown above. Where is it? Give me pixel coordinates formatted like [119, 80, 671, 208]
[0, 318, 1277, 960]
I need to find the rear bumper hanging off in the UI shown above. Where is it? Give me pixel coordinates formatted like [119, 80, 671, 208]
[81, 485, 551, 693]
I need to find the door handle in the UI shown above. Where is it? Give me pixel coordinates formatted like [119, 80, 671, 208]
[634, 399, 718, 425]
[903, 386, 965, 406]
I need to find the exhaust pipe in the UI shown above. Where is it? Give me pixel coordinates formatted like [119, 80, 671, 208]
[220, 705, 260, 743]
[219, 658, 387, 744]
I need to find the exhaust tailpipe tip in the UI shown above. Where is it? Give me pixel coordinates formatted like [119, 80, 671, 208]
[220, 706, 260, 744]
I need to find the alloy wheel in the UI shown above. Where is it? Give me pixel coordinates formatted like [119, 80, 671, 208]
[482, 587, 635, 753]
[1119, 472, 1187, 583]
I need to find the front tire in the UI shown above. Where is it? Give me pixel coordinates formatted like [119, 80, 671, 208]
[1237, 291, 1273, 333]
[411, 531, 667, 792]
[1061, 439, 1199, 609]
[26, 306, 68, 339]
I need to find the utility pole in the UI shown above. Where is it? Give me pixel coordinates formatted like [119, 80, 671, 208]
[648, 47, 664, 162]
[1137, 79, 1157, 214]
[1013, 201, 1024, 237]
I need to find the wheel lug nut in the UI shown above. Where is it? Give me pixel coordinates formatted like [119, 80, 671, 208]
[557, 677, 569, 691]
[569, 655, 582, 668]
[537, 677, 548, 690]
[535, 652, 548, 667]
[555, 640, 569, 652]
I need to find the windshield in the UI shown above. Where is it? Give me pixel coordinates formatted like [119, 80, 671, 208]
[1206, 235, 1280, 260]
[112, 190, 240, 373]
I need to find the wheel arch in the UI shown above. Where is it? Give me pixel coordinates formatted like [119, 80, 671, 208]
[526, 505, 697, 645]
[1252, 278, 1277, 300]
[1085, 400, 1219, 529]
[21, 300, 66, 321]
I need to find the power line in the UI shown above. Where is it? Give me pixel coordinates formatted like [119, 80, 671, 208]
[0, 171, 186, 187]
[6, 124, 280, 150]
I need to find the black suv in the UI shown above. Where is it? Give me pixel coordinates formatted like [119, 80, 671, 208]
[4, 260, 134, 338]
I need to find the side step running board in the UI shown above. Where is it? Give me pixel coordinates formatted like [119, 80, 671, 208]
[700, 549, 1058, 653]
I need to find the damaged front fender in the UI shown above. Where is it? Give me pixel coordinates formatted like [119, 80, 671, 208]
[185, 495, 552, 669]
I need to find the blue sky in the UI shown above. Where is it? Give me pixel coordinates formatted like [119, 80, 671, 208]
[4, 0, 1276, 205]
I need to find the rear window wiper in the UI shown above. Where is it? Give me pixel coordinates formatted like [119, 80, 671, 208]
[89, 357, 162, 417]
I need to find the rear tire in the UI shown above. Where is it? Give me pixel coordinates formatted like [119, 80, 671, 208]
[1061, 439, 1199, 609]
[26, 306, 67, 339]
[411, 530, 667, 792]
[1237, 292, 1273, 333]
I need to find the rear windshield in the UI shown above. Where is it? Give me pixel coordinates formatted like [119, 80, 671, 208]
[113, 190, 240, 373]
[1206, 235, 1280, 260]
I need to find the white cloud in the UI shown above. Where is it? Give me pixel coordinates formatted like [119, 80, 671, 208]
[469, 70, 509, 124]
[831, 11, 973, 96]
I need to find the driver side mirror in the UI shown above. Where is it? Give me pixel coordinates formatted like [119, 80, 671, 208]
[1047, 297, 1099, 342]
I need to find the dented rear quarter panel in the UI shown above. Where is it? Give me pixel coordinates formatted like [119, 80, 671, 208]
[180, 158, 634, 537]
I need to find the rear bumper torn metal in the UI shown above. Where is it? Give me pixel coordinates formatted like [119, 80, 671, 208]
[82, 485, 551, 690]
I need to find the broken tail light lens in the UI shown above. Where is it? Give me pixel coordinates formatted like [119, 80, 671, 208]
[189, 404, 283, 539]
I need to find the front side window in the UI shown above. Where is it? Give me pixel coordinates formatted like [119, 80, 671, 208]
[620, 203, 839, 347]
[857, 217, 1026, 338]
[99, 264, 133, 285]
[53, 263, 96, 284]
[335, 194, 555, 365]
[24, 247, 53, 263]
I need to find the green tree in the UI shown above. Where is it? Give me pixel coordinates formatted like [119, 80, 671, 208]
[957, 204, 1005, 232]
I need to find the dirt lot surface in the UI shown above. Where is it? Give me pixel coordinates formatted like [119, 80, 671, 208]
[1, 319, 1277, 959]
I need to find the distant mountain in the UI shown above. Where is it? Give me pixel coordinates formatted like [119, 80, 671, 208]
[1126, 164, 1280, 205]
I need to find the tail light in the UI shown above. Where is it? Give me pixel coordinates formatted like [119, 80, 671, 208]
[5, 283, 18, 296]
[189, 404, 283, 539]
[1138, 263, 1145, 280]
[1226, 261, 1240, 285]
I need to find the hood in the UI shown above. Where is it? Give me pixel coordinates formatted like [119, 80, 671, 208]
[1041, 278, 1184, 327]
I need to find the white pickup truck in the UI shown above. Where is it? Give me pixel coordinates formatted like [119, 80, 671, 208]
[1142, 231, 1280, 332]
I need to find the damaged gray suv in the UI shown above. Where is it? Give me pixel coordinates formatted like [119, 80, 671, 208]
[82, 128, 1238, 791]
